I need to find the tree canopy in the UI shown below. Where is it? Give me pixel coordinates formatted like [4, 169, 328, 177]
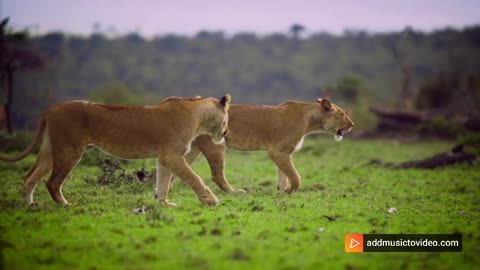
[3, 25, 480, 129]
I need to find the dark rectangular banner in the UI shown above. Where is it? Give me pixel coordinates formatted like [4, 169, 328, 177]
[346, 234, 462, 252]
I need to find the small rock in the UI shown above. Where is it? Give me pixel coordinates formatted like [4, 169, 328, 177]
[457, 210, 466, 215]
[315, 227, 325, 233]
[133, 206, 146, 214]
[210, 228, 222, 236]
[135, 169, 146, 182]
[322, 215, 340, 221]
[387, 207, 397, 214]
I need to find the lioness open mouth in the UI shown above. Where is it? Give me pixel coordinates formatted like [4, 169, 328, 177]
[334, 129, 343, 142]
[334, 128, 351, 142]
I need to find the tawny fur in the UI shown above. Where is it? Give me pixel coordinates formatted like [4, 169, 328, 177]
[0, 96, 231, 207]
[183, 99, 354, 193]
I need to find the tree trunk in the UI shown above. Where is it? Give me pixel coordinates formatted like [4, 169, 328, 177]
[5, 68, 13, 134]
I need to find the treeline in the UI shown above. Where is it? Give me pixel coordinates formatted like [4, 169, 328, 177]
[3, 25, 480, 129]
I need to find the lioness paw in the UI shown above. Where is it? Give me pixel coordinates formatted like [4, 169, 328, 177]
[198, 186, 220, 206]
[285, 187, 298, 194]
[201, 194, 219, 206]
[160, 200, 178, 208]
[233, 189, 247, 194]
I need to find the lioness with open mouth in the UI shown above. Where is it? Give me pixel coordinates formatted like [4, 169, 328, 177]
[172, 98, 353, 194]
[0, 95, 231, 207]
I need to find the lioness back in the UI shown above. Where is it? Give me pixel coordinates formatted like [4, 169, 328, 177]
[225, 103, 310, 151]
[46, 100, 198, 159]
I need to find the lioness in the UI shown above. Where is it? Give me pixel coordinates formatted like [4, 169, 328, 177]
[166, 98, 353, 195]
[0, 95, 231, 207]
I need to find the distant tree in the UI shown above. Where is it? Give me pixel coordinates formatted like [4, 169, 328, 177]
[290, 24, 305, 39]
[334, 75, 365, 104]
[92, 22, 102, 33]
[89, 33, 108, 48]
[38, 32, 65, 57]
[4, 24, 480, 130]
[231, 32, 257, 44]
[124, 32, 144, 45]
[89, 82, 145, 105]
[194, 30, 225, 48]
[153, 34, 188, 51]
[383, 29, 415, 111]
[332, 75, 376, 130]
[416, 72, 480, 116]
[464, 25, 480, 46]
[0, 18, 44, 133]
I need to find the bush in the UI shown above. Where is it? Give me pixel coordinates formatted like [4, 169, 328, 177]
[416, 72, 480, 114]
[417, 117, 465, 138]
[78, 147, 110, 167]
[82, 158, 136, 186]
[334, 75, 365, 104]
[82, 156, 156, 186]
[88, 81, 147, 105]
[457, 132, 480, 156]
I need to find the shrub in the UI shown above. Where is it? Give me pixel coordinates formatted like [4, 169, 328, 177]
[417, 117, 465, 139]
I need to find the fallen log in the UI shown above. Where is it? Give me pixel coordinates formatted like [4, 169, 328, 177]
[368, 106, 480, 138]
[369, 106, 425, 133]
[368, 144, 476, 169]
[369, 106, 424, 123]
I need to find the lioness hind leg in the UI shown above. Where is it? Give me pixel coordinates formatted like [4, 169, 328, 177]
[155, 160, 176, 207]
[24, 134, 53, 204]
[46, 147, 84, 204]
[160, 155, 219, 206]
[269, 151, 301, 193]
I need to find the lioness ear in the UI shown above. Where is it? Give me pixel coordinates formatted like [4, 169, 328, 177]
[318, 98, 332, 112]
[220, 94, 231, 108]
[194, 95, 202, 99]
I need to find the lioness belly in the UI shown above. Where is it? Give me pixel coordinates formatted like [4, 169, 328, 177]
[92, 141, 162, 159]
[226, 136, 269, 151]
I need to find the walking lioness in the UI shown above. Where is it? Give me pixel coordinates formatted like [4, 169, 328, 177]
[0, 95, 231, 207]
[176, 98, 353, 194]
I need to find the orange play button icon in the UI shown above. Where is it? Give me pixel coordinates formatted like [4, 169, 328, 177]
[345, 234, 364, 252]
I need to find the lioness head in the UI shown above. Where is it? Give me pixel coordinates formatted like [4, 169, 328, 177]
[317, 98, 354, 141]
[202, 94, 231, 144]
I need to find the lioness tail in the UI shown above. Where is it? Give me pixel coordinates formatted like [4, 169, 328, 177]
[0, 114, 47, 162]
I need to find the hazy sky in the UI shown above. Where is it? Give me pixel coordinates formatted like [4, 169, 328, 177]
[2, 0, 479, 36]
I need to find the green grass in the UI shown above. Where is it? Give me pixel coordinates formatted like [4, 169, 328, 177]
[1, 137, 479, 270]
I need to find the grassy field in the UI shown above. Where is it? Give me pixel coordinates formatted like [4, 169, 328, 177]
[0, 137, 479, 270]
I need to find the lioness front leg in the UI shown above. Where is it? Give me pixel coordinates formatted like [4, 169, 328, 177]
[268, 151, 301, 193]
[276, 166, 288, 191]
[160, 155, 219, 206]
[156, 160, 176, 207]
[169, 143, 202, 190]
[203, 147, 245, 193]
[196, 135, 246, 194]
